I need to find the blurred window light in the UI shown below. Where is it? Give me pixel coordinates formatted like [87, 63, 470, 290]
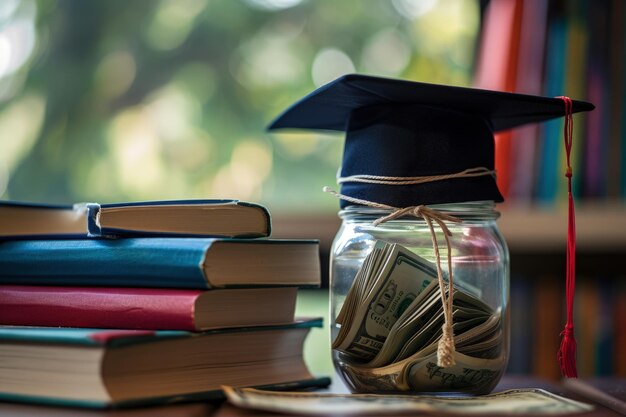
[0, 93, 45, 171]
[231, 139, 273, 182]
[392, 0, 438, 19]
[0, 160, 8, 198]
[210, 139, 273, 201]
[274, 133, 319, 160]
[311, 48, 355, 87]
[361, 29, 411, 76]
[3, 1, 480, 207]
[94, 51, 136, 101]
[146, 0, 207, 51]
[164, 128, 214, 170]
[244, 0, 303, 11]
[174, 62, 218, 103]
[412, 0, 478, 54]
[233, 34, 306, 88]
[0, 0, 19, 22]
[0, 19, 36, 79]
[108, 108, 167, 198]
[144, 84, 201, 143]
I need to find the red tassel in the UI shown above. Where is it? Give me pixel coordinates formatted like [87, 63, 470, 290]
[556, 96, 577, 378]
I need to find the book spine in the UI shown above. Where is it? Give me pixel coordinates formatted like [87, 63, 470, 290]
[531, 275, 562, 380]
[614, 280, 626, 376]
[595, 278, 614, 375]
[582, 1, 609, 198]
[474, 0, 524, 199]
[619, 0, 626, 199]
[0, 238, 211, 289]
[508, 0, 548, 202]
[575, 277, 599, 377]
[536, 16, 568, 204]
[562, 0, 589, 200]
[607, 0, 625, 198]
[0, 286, 198, 330]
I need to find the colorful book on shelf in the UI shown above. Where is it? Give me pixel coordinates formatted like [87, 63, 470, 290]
[607, 0, 625, 198]
[556, 1, 588, 200]
[575, 277, 599, 377]
[0, 237, 320, 289]
[0, 199, 271, 239]
[614, 280, 626, 375]
[536, 15, 568, 204]
[508, 0, 549, 202]
[583, 3, 610, 198]
[620, 0, 626, 199]
[0, 285, 298, 331]
[595, 278, 614, 375]
[0, 318, 330, 408]
[473, 0, 524, 199]
[531, 275, 561, 380]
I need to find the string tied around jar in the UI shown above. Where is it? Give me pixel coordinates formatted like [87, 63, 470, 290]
[324, 166, 495, 368]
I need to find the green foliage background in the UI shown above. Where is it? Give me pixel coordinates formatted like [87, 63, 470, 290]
[0, 0, 479, 213]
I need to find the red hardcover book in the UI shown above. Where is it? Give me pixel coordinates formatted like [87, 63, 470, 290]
[509, 0, 549, 202]
[474, 0, 524, 198]
[0, 285, 297, 331]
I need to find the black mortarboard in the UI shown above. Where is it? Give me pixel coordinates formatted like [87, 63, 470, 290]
[268, 74, 594, 208]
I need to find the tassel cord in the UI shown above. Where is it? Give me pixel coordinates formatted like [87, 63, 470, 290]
[556, 96, 578, 378]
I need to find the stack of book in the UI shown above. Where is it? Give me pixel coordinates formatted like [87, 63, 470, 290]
[0, 199, 328, 408]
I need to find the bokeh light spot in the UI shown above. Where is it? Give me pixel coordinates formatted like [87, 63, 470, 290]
[94, 51, 136, 101]
[0, 93, 45, 170]
[361, 29, 411, 76]
[311, 48, 355, 87]
[244, 0, 302, 11]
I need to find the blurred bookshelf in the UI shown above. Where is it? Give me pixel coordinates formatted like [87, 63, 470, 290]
[475, 0, 626, 380]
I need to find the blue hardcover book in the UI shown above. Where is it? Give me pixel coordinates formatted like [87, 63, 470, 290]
[0, 318, 330, 408]
[0, 199, 271, 239]
[595, 278, 614, 375]
[0, 237, 320, 289]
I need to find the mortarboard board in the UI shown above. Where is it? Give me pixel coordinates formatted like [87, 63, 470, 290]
[267, 74, 594, 208]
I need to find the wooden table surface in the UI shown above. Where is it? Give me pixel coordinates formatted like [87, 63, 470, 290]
[0, 376, 623, 417]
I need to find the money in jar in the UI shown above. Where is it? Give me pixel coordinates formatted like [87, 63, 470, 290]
[329, 204, 509, 394]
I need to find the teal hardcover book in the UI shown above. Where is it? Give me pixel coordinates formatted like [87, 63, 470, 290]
[0, 237, 320, 289]
[0, 199, 271, 239]
[536, 17, 567, 203]
[0, 318, 330, 408]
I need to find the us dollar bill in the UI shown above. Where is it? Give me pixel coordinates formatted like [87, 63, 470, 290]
[334, 240, 512, 393]
[223, 385, 594, 415]
[344, 350, 506, 393]
[333, 242, 437, 360]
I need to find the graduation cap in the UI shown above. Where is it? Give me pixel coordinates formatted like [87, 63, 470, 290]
[268, 74, 594, 208]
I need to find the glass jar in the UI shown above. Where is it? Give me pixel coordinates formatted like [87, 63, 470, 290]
[330, 201, 509, 395]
